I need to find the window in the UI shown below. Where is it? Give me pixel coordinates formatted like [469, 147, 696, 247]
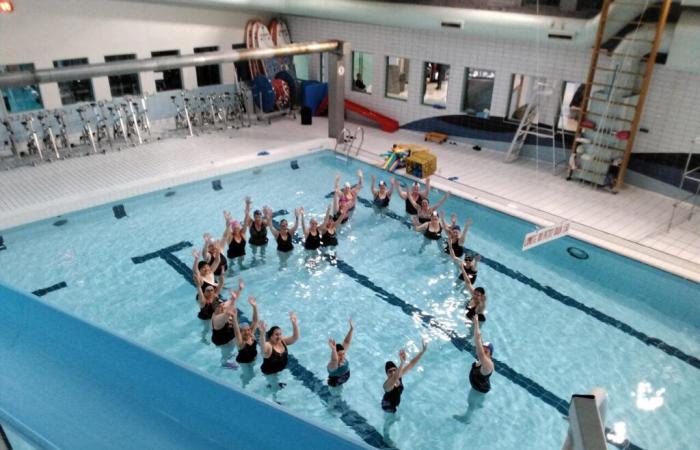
[1, 63, 43, 112]
[462, 68, 495, 117]
[232, 43, 252, 82]
[351, 51, 373, 94]
[194, 46, 221, 87]
[385, 56, 409, 101]
[558, 81, 584, 132]
[293, 54, 310, 80]
[422, 62, 449, 108]
[506, 74, 537, 120]
[151, 50, 182, 92]
[53, 58, 94, 105]
[104, 54, 141, 97]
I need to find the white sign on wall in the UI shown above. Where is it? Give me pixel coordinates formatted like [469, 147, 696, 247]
[522, 222, 571, 251]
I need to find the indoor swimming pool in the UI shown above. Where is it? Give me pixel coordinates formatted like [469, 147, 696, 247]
[1, 150, 699, 450]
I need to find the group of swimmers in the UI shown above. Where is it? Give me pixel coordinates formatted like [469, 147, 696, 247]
[190, 169, 494, 419]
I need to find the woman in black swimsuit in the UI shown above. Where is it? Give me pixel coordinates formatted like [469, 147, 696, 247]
[396, 178, 431, 215]
[223, 208, 249, 270]
[320, 204, 345, 249]
[193, 250, 225, 343]
[382, 340, 428, 414]
[201, 234, 228, 276]
[230, 295, 259, 385]
[299, 208, 322, 251]
[211, 279, 244, 367]
[258, 311, 300, 390]
[370, 175, 394, 209]
[244, 198, 270, 260]
[267, 208, 299, 269]
[413, 211, 443, 240]
[442, 215, 472, 258]
[454, 316, 493, 423]
[451, 248, 487, 328]
[407, 190, 449, 223]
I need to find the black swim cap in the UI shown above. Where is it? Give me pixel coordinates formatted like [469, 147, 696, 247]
[336, 343, 345, 352]
[475, 287, 485, 295]
[385, 361, 397, 372]
[254, 209, 262, 216]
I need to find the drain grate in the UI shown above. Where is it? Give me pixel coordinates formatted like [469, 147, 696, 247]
[567, 246, 589, 260]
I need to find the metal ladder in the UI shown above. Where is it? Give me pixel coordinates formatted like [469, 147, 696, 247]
[333, 127, 365, 158]
[666, 138, 700, 231]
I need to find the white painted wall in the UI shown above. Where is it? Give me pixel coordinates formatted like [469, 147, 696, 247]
[0, 0, 268, 108]
[286, 15, 700, 155]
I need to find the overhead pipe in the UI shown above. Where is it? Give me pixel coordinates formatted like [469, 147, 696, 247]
[0, 40, 340, 88]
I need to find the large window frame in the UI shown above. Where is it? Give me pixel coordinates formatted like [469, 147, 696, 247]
[351, 51, 373, 95]
[151, 50, 183, 92]
[1, 63, 43, 112]
[461, 68, 495, 117]
[422, 61, 450, 109]
[385, 56, 409, 102]
[105, 54, 141, 98]
[53, 57, 95, 105]
[194, 46, 221, 87]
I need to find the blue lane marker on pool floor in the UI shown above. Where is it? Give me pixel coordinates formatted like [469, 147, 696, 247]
[132, 242, 391, 449]
[349, 194, 699, 372]
[291, 160, 300, 170]
[32, 281, 68, 297]
[113, 204, 127, 219]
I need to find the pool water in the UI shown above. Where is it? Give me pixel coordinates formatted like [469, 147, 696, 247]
[1, 151, 699, 450]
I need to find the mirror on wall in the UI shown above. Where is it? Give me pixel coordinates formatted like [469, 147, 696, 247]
[422, 62, 449, 108]
[462, 68, 495, 117]
[352, 51, 373, 94]
[385, 56, 409, 101]
[558, 81, 584, 132]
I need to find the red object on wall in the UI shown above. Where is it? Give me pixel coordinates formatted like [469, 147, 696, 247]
[616, 130, 631, 140]
[0, 1, 13, 13]
[581, 119, 596, 130]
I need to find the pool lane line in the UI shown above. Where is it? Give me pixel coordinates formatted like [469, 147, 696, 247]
[31, 281, 68, 297]
[132, 242, 393, 449]
[344, 194, 700, 372]
[324, 255, 642, 450]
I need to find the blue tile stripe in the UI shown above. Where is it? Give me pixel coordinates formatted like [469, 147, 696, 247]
[344, 193, 699, 372]
[325, 256, 642, 450]
[31, 281, 68, 297]
[132, 242, 392, 449]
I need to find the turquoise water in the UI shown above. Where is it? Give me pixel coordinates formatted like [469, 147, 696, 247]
[1, 150, 699, 450]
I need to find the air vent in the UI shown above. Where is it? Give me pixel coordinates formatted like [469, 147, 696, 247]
[441, 20, 463, 29]
[548, 33, 573, 40]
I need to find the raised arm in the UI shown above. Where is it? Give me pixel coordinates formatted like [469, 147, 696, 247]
[248, 295, 259, 331]
[407, 189, 421, 211]
[194, 274, 206, 307]
[439, 210, 450, 231]
[258, 321, 272, 358]
[370, 175, 378, 196]
[192, 250, 201, 279]
[327, 338, 339, 371]
[430, 191, 450, 212]
[473, 317, 494, 374]
[229, 278, 244, 300]
[300, 208, 309, 237]
[214, 273, 226, 296]
[353, 169, 364, 194]
[282, 311, 300, 345]
[460, 262, 476, 296]
[400, 340, 428, 377]
[212, 291, 237, 330]
[266, 209, 280, 238]
[289, 209, 300, 235]
[201, 233, 213, 260]
[394, 179, 408, 199]
[334, 172, 341, 195]
[420, 178, 431, 198]
[222, 211, 232, 243]
[209, 242, 222, 274]
[387, 177, 395, 197]
[383, 350, 406, 392]
[459, 218, 473, 245]
[342, 318, 354, 350]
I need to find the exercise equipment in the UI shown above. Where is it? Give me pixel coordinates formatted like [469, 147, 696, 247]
[92, 102, 112, 148]
[21, 114, 43, 159]
[76, 107, 98, 153]
[2, 118, 19, 156]
[38, 112, 60, 159]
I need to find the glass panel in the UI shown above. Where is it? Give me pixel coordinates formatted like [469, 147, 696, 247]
[194, 46, 221, 87]
[232, 43, 252, 82]
[105, 54, 141, 97]
[53, 57, 95, 105]
[385, 56, 409, 101]
[462, 68, 495, 117]
[422, 62, 449, 108]
[0, 63, 43, 112]
[293, 55, 310, 80]
[558, 81, 584, 132]
[351, 51, 373, 94]
[151, 50, 182, 92]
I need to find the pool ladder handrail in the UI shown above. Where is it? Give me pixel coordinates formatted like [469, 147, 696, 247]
[334, 127, 352, 154]
[352, 126, 364, 157]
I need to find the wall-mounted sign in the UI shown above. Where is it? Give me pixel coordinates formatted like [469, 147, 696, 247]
[522, 222, 570, 251]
